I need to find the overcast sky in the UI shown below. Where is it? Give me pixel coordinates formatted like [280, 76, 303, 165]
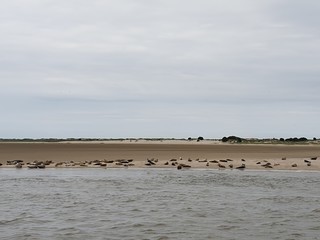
[1, 0, 319, 139]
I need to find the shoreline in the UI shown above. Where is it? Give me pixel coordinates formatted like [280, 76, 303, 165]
[1, 139, 320, 145]
[1, 166, 320, 173]
[1, 142, 320, 171]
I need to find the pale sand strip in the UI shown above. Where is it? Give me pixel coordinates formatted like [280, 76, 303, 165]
[1, 142, 320, 171]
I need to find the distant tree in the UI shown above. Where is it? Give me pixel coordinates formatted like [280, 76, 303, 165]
[188, 137, 192, 141]
[229, 136, 242, 143]
[313, 137, 317, 141]
[279, 138, 285, 142]
[285, 137, 308, 142]
[221, 136, 242, 143]
[197, 136, 204, 141]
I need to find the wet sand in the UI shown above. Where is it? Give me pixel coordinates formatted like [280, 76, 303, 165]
[1, 141, 320, 170]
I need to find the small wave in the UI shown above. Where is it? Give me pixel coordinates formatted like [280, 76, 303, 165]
[308, 226, 320, 230]
[290, 232, 305, 237]
[131, 223, 144, 228]
[0, 212, 32, 225]
[57, 227, 86, 235]
[192, 213, 207, 218]
[257, 196, 309, 204]
[216, 224, 239, 230]
[0, 218, 21, 225]
[130, 208, 142, 212]
[312, 208, 320, 213]
[142, 229, 156, 234]
[157, 236, 169, 240]
[153, 223, 167, 227]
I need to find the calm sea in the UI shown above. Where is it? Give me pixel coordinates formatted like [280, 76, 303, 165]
[1, 168, 320, 240]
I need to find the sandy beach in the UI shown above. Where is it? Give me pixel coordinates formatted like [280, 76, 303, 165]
[1, 141, 320, 170]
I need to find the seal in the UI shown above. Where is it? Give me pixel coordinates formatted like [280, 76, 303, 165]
[15, 163, 22, 168]
[236, 164, 246, 170]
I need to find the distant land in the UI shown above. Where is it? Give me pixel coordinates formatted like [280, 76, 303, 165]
[0, 136, 319, 144]
[1, 136, 320, 171]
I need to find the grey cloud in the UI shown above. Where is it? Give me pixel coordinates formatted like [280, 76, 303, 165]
[268, 0, 320, 32]
[1, 0, 319, 138]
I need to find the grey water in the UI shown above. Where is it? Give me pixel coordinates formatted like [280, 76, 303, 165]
[0, 169, 320, 240]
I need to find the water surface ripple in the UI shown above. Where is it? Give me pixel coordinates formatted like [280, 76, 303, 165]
[1, 169, 320, 240]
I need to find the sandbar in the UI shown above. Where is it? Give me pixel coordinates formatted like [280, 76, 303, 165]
[1, 141, 320, 171]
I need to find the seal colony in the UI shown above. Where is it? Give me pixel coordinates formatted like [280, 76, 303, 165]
[2, 156, 319, 171]
[0, 141, 320, 171]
